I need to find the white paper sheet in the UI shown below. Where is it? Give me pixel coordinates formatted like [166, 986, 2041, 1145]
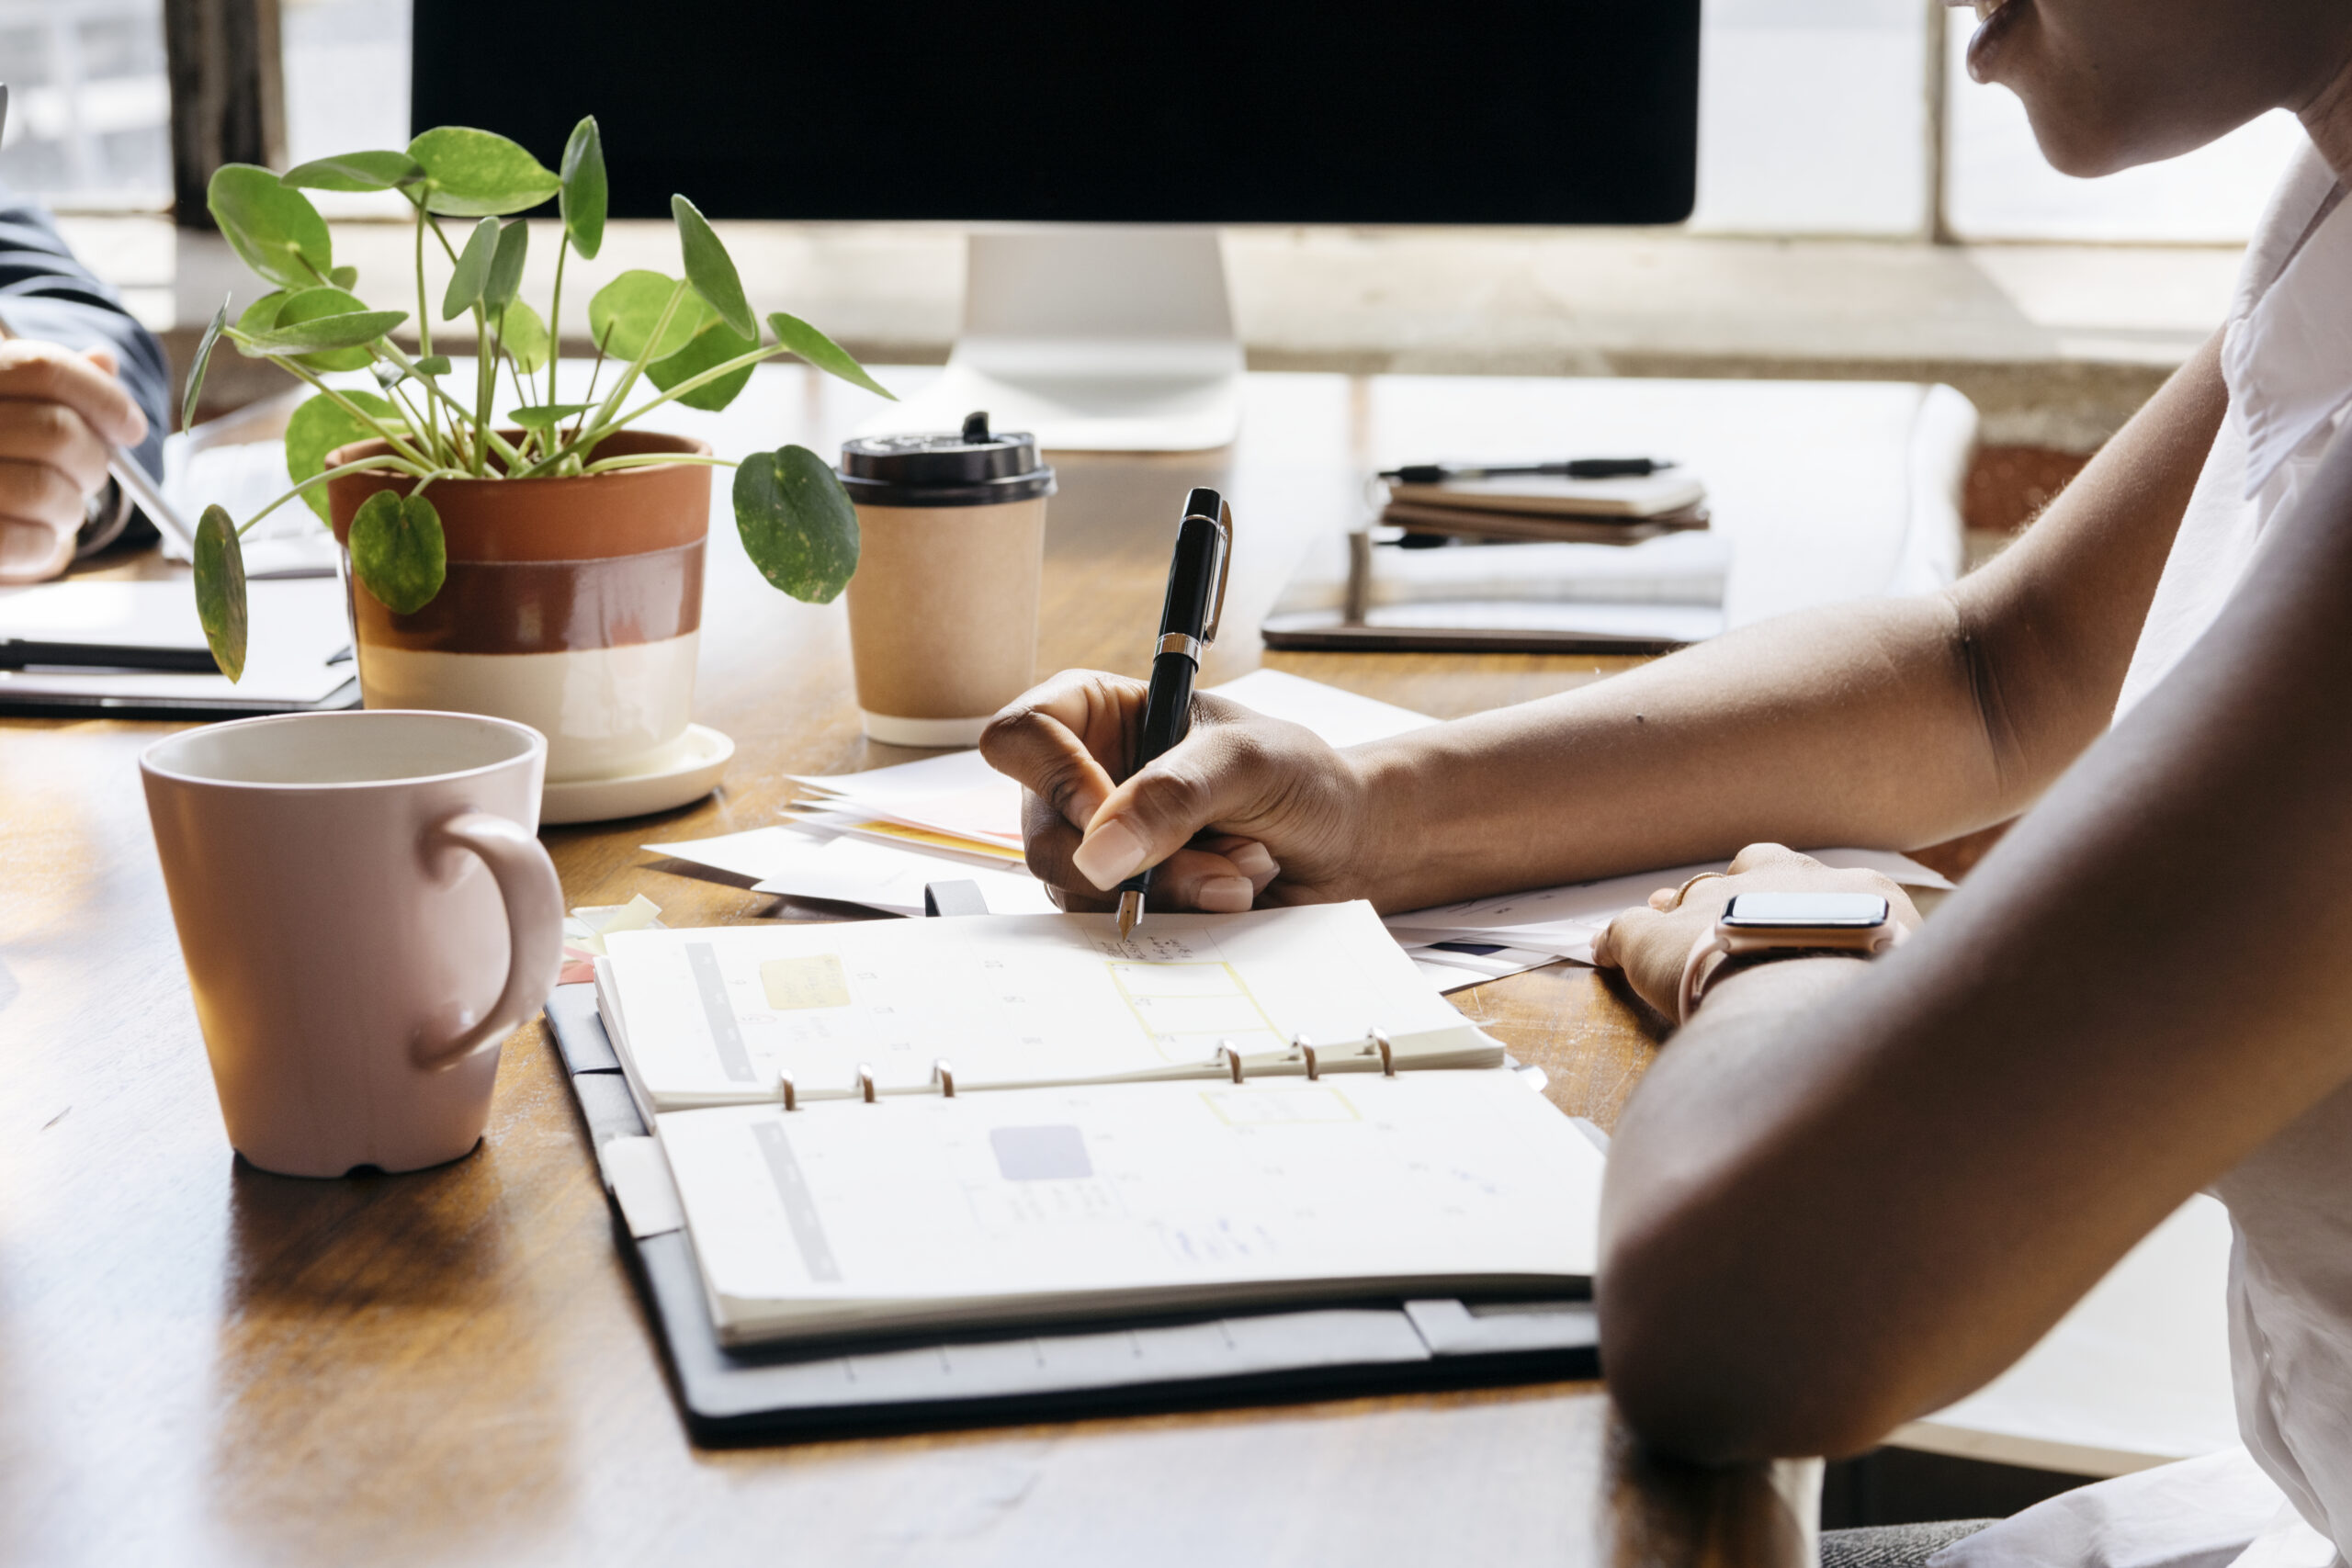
[657, 1066, 1600, 1345]
[601, 901, 1499, 1111]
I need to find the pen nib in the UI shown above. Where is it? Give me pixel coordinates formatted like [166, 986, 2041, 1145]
[1117, 890, 1144, 941]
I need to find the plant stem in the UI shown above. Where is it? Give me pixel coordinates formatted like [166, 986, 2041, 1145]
[235, 455, 429, 537]
[472, 307, 497, 475]
[545, 235, 568, 409]
[570, 340, 791, 447]
[581, 453, 739, 475]
[580, 279, 686, 447]
[254, 350, 439, 472]
[376, 341, 524, 470]
[408, 195, 444, 457]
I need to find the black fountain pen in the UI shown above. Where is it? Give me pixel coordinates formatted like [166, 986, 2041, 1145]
[1116, 486, 1234, 940]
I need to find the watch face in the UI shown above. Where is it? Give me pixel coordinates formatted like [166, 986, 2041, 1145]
[1721, 892, 1888, 928]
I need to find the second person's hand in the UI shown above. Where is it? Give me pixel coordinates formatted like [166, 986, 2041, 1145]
[979, 668, 1382, 914]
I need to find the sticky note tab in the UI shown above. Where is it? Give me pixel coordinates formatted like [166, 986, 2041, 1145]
[759, 953, 852, 1011]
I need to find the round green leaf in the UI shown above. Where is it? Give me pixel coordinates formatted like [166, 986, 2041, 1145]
[649, 317, 758, 412]
[283, 150, 426, 192]
[193, 503, 248, 682]
[232, 290, 290, 354]
[414, 355, 454, 377]
[408, 127, 560, 217]
[506, 401, 591, 431]
[484, 220, 528, 313]
[273, 286, 389, 371]
[588, 271, 706, 364]
[766, 311, 894, 400]
[181, 297, 230, 431]
[207, 164, 333, 290]
[286, 390, 405, 521]
[560, 116, 607, 261]
[671, 195, 753, 340]
[734, 445, 859, 604]
[495, 299, 550, 375]
[327, 265, 359, 289]
[348, 490, 447, 615]
[241, 309, 406, 355]
[442, 216, 500, 321]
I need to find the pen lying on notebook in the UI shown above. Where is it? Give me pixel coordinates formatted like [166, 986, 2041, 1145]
[1381, 457, 1677, 484]
[1114, 486, 1234, 940]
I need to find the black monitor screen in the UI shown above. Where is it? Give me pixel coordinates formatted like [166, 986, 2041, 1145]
[412, 1, 1699, 226]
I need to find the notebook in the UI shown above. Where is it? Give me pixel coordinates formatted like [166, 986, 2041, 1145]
[547, 985, 1605, 1441]
[1385, 472, 1706, 519]
[596, 901, 1503, 1117]
[657, 1066, 1603, 1348]
[1262, 528, 1731, 653]
[0, 577, 359, 714]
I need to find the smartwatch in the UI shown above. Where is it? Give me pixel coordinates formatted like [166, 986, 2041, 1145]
[1676, 890, 1905, 1024]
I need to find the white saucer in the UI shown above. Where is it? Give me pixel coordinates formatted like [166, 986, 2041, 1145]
[540, 724, 735, 825]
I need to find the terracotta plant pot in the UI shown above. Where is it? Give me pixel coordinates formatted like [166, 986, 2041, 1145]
[325, 431, 712, 783]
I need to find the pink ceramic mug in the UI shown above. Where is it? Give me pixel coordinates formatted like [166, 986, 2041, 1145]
[141, 711, 565, 1178]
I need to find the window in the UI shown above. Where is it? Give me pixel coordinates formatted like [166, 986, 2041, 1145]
[0, 0, 407, 211]
[1690, 0, 2300, 243]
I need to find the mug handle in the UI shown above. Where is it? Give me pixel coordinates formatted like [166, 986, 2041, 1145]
[412, 810, 566, 1072]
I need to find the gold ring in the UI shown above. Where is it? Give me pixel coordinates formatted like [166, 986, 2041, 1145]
[1670, 871, 1726, 908]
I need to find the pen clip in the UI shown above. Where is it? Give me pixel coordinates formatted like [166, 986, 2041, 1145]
[1203, 499, 1235, 647]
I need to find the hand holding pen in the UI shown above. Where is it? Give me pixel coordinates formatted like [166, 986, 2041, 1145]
[1113, 486, 1233, 938]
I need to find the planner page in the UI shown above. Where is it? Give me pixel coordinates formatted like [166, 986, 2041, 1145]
[602, 902, 1499, 1111]
[655, 1066, 1603, 1345]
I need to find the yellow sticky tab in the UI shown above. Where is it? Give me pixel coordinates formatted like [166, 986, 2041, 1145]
[760, 954, 852, 1011]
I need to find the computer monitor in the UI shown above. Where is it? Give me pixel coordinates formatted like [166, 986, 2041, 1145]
[414, 1, 1701, 448]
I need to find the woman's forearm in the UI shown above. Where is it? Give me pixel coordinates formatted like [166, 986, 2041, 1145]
[1350, 592, 1996, 908]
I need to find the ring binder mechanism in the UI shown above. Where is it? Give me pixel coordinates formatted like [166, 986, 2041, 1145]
[933, 1059, 956, 1098]
[1372, 1027, 1396, 1076]
[1296, 1034, 1320, 1080]
[1217, 1040, 1245, 1083]
[775, 1070, 797, 1111]
[856, 1064, 877, 1104]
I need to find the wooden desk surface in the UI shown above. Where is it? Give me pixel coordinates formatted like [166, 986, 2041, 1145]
[0, 368, 1817, 1567]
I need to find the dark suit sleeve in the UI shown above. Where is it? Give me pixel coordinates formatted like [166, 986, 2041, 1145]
[0, 186, 172, 551]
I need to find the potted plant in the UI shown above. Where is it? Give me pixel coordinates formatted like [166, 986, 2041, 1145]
[180, 117, 888, 782]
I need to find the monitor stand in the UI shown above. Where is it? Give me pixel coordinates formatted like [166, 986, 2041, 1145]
[855, 227, 1243, 452]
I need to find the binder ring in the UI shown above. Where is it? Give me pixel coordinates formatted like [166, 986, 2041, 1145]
[934, 1058, 956, 1098]
[1369, 1027, 1396, 1077]
[1217, 1039, 1245, 1083]
[1295, 1033, 1319, 1081]
[775, 1070, 797, 1112]
[856, 1063, 877, 1103]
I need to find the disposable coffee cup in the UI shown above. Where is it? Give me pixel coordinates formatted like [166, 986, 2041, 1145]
[839, 412, 1056, 747]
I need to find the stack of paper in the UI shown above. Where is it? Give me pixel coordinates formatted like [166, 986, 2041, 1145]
[646, 670, 1435, 919]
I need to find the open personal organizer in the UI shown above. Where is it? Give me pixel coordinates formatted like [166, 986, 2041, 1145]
[550, 898, 1612, 1442]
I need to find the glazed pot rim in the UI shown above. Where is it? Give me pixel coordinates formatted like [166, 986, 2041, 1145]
[322, 429, 716, 486]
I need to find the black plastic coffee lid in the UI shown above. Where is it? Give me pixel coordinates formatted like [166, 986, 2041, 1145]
[838, 411, 1057, 507]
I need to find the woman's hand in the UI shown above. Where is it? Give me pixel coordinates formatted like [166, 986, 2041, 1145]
[0, 339, 149, 584]
[978, 669, 1381, 913]
[1592, 843, 1922, 1019]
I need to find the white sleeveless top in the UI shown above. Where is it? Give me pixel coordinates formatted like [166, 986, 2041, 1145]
[1939, 137, 2352, 1568]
